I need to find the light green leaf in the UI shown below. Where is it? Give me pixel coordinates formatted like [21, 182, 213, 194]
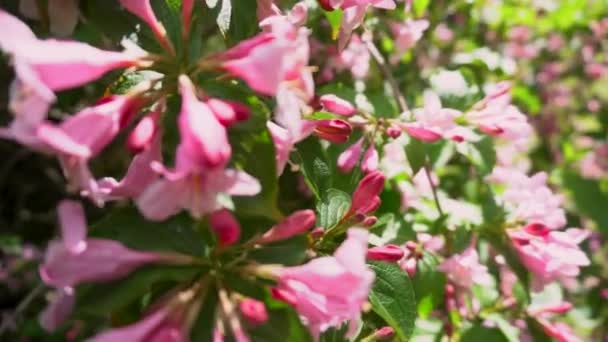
[368, 261, 417, 340]
[316, 189, 351, 229]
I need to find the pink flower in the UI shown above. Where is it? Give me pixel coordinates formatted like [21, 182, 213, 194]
[39, 287, 75, 332]
[257, 0, 281, 21]
[207, 98, 251, 127]
[335, 34, 371, 79]
[350, 171, 385, 215]
[401, 90, 472, 142]
[361, 145, 379, 173]
[338, 138, 364, 173]
[267, 121, 316, 175]
[438, 246, 492, 289]
[319, 94, 356, 116]
[209, 209, 241, 247]
[538, 321, 582, 342]
[273, 229, 374, 337]
[367, 244, 404, 262]
[119, 0, 174, 53]
[39, 201, 162, 287]
[176, 76, 231, 171]
[390, 19, 429, 62]
[239, 298, 269, 325]
[258, 209, 316, 244]
[509, 225, 590, 291]
[329, 1, 396, 49]
[137, 167, 261, 221]
[89, 306, 186, 342]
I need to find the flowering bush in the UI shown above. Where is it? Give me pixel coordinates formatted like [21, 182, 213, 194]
[1, 0, 608, 341]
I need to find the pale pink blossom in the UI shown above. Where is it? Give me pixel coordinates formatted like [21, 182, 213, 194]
[338, 138, 364, 173]
[438, 246, 492, 289]
[319, 94, 356, 116]
[273, 229, 374, 337]
[267, 120, 316, 175]
[39, 287, 75, 332]
[509, 224, 590, 291]
[361, 145, 379, 173]
[390, 19, 429, 63]
[401, 90, 473, 142]
[89, 306, 186, 342]
[331, 0, 396, 49]
[40, 201, 161, 287]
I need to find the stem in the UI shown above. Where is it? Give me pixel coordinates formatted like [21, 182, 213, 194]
[423, 161, 444, 217]
[364, 37, 409, 113]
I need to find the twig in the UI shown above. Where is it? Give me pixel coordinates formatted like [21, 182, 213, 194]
[364, 38, 409, 113]
[423, 162, 444, 217]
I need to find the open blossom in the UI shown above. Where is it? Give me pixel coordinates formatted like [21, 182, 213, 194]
[438, 246, 492, 289]
[490, 167, 566, 229]
[509, 224, 590, 291]
[136, 76, 260, 220]
[39, 201, 162, 287]
[0, 10, 141, 148]
[273, 229, 374, 337]
[390, 19, 429, 63]
[401, 90, 474, 143]
[89, 305, 187, 342]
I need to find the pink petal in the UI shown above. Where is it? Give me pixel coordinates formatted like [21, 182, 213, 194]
[57, 200, 87, 254]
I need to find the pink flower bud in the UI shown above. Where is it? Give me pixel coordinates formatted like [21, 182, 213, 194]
[258, 209, 316, 244]
[239, 298, 269, 325]
[319, 94, 356, 116]
[310, 227, 325, 239]
[531, 302, 573, 316]
[314, 119, 352, 143]
[127, 112, 159, 154]
[374, 326, 395, 340]
[403, 257, 417, 277]
[207, 98, 251, 127]
[361, 145, 379, 173]
[362, 216, 378, 227]
[337, 138, 364, 173]
[318, 0, 335, 11]
[350, 171, 385, 215]
[367, 245, 404, 262]
[386, 126, 402, 138]
[209, 209, 241, 247]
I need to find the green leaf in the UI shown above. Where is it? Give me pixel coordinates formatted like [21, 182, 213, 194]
[405, 138, 427, 175]
[191, 285, 219, 342]
[90, 207, 204, 256]
[316, 189, 351, 229]
[231, 128, 282, 220]
[226, 0, 259, 45]
[249, 236, 308, 266]
[249, 308, 311, 342]
[412, 253, 445, 319]
[484, 314, 520, 342]
[324, 9, 343, 40]
[460, 136, 496, 175]
[562, 171, 608, 234]
[413, 0, 431, 17]
[297, 137, 333, 199]
[75, 265, 201, 317]
[461, 323, 509, 342]
[368, 261, 417, 340]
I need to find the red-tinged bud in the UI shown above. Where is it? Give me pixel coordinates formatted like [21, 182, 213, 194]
[362, 216, 378, 227]
[373, 326, 395, 340]
[271, 287, 297, 306]
[367, 245, 404, 262]
[310, 227, 325, 239]
[337, 138, 364, 173]
[314, 119, 352, 143]
[405, 241, 418, 251]
[318, 0, 335, 11]
[209, 209, 241, 247]
[386, 126, 402, 138]
[532, 302, 573, 316]
[445, 283, 455, 297]
[182, 0, 194, 34]
[524, 222, 551, 237]
[207, 98, 250, 127]
[403, 257, 417, 277]
[127, 112, 159, 153]
[239, 298, 268, 326]
[257, 210, 316, 244]
[361, 145, 379, 173]
[319, 94, 356, 117]
[351, 171, 385, 215]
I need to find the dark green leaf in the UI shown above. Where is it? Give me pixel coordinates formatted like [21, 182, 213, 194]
[316, 189, 351, 229]
[249, 236, 308, 266]
[297, 137, 333, 199]
[368, 261, 417, 340]
[461, 323, 509, 342]
[412, 253, 445, 319]
[562, 172, 608, 234]
[405, 138, 427, 175]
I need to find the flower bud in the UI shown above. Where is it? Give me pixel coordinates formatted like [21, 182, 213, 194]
[532, 302, 573, 316]
[317, 0, 335, 11]
[351, 171, 385, 215]
[319, 94, 356, 116]
[337, 138, 364, 173]
[361, 145, 379, 173]
[207, 98, 251, 127]
[127, 112, 159, 153]
[386, 126, 401, 138]
[310, 227, 325, 240]
[314, 119, 352, 143]
[257, 210, 316, 244]
[362, 216, 378, 227]
[367, 245, 404, 262]
[239, 298, 268, 325]
[403, 257, 417, 277]
[373, 326, 395, 340]
[209, 209, 241, 247]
